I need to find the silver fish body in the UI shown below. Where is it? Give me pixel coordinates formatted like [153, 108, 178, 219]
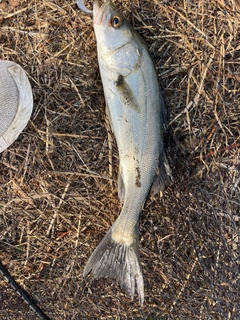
[78, 0, 172, 304]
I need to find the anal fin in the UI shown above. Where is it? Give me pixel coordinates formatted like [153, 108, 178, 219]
[151, 152, 173, 196]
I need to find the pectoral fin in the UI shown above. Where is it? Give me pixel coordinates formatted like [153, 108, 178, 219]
[114, 75, 140, 113]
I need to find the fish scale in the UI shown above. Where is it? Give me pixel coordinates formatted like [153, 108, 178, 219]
[77, 0, 172, 305]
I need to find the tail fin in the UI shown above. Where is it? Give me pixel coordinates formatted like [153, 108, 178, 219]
[83, 227, 144, 305]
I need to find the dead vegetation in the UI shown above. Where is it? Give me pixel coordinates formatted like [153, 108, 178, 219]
[0, 0, 239, 319]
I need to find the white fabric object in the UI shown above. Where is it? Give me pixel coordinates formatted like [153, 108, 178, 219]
[0, 60, 33, 152]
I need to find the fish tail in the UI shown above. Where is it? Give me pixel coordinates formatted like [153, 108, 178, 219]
[83, 226, 144, 305]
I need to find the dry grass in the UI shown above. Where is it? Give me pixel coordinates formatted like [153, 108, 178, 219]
[0, 0, 239, 319]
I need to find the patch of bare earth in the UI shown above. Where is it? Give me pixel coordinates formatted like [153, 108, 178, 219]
[0, 0, 239, 319]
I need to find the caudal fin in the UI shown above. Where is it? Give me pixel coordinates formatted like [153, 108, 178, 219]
[83, 227, 144, 305]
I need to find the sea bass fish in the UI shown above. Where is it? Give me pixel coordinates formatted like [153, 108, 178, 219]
[77, 0, 172, 304]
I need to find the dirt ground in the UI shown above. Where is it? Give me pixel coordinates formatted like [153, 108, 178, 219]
[0, 0, 239, 319]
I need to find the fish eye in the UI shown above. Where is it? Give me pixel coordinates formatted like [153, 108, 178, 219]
[111, 16, 122, 28]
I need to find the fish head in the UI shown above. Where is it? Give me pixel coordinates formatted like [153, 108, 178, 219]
[93, 0, 132, 50]
[93, 0, 142, 74]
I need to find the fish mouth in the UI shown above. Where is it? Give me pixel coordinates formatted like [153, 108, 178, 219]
[93, 0, 110, 26]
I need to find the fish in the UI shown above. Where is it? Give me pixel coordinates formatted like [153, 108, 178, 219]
[77, 0, 172, 305]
